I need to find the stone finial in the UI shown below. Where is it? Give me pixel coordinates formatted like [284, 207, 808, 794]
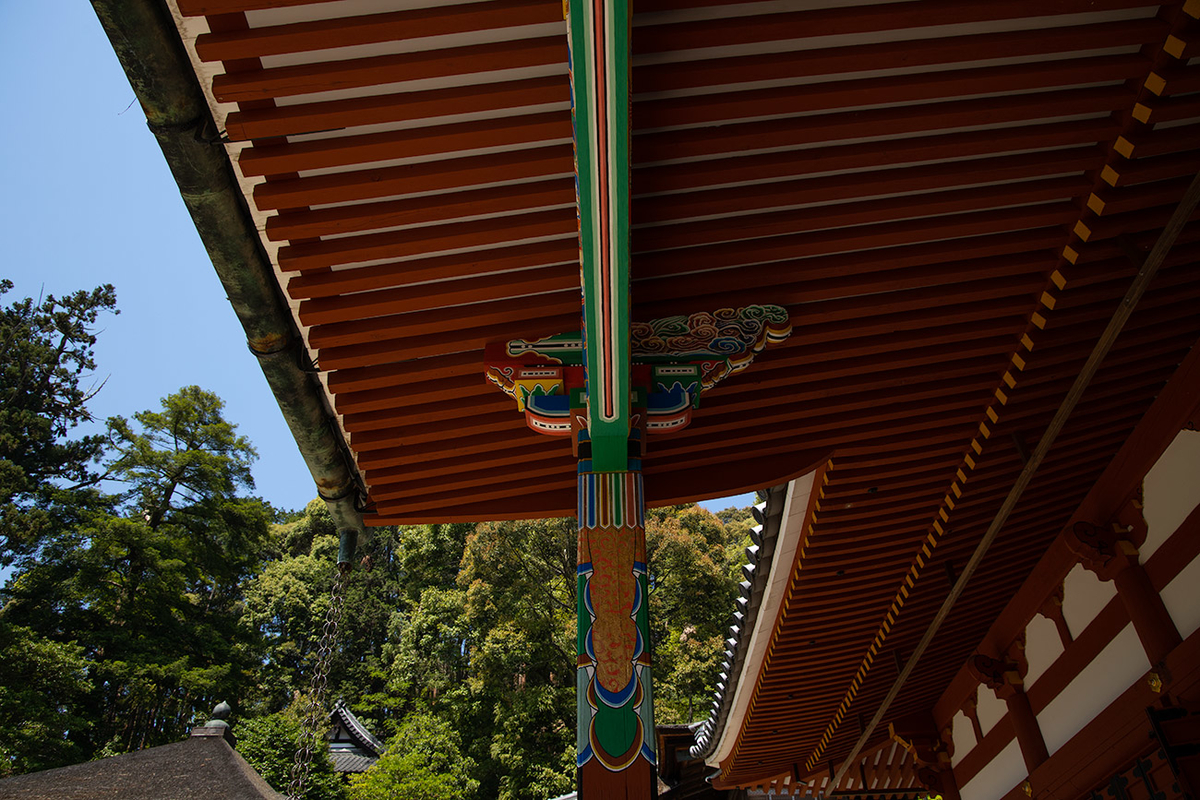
[191, 700, 236, 745]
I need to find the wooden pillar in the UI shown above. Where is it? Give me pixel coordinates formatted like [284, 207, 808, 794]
[889, 712, 961, 800]
[1004, 690, 1049, 773]
[1114, 562, 1181, 665]
[576, 467, 656, 798]
[939, 767, 964, 800]
[969, 653, 1049, 773]
[1067, 520, 1182, 665]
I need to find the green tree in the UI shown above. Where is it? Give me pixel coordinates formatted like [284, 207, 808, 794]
[242, 501, 409, 733]
[237, 706, 346, 800]
[487, 685, 574, 800]
[645, 505, 741, 723]
[2, 386, 272, 755]
[0, 280, 117, 568]
[456, 517, 576, 800]
[0, 621, 92, 777]
[348, 713, 478, 800]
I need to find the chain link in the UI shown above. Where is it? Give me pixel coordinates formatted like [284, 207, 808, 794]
[286, 564, 349, 800]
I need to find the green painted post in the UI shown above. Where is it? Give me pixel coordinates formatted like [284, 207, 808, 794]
[567, 0, 633, 474]
[575, 465, 656, 798]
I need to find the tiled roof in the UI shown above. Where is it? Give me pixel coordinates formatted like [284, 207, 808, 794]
[690, 485, 788, 761]
[329, 749, 378, 774]
[0, 736, 282, 800]
[329, 700, 385, 756]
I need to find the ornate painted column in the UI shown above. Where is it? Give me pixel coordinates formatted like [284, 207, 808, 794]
[484, 1, 791, 795]
[564, 5, 649, 787]
[486, 311, 789, 797]
[576, 466, 655, 795]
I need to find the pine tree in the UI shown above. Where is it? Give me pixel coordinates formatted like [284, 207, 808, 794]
[0, 280, 117, 568]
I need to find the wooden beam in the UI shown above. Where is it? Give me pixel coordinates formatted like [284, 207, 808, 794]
[832, 167, 1200, 787]
[270, 177, 574, 243]
[288, 239, 577, 300]
[634, 176, 1088, 254]
[195, 0, 563, 62]
[630, 0, 1162, 55]
[177, 0, 341, 15]
[633, 85, 1130, 163]
[635, 119, 1115, 196]
[225, 75, 569, 142]
[256, 144, 573, 213]
[214, 37, 566, 103]
[637, 54, 1145, 131]
[279, 207, 577, 273]
[239, 111, 572, 178]
[299, 266, 578, 326]
[317, 311, 579, 368]
[641, 19, 1161, 96]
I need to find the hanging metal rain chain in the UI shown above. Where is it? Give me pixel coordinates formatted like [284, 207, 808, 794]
[286, 562, 350, 800]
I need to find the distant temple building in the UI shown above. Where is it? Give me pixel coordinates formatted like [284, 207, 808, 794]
[327, 700, 385, 775]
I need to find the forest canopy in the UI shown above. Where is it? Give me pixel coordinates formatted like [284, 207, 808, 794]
[0, 282, 752, 799]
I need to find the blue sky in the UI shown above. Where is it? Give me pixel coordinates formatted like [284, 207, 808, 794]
[1, 1, 316, 511]
[0, 2, 750, 516]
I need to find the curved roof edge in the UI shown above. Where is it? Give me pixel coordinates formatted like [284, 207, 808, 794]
[689, 471, 820, 763]
[330, 700, 385, 756]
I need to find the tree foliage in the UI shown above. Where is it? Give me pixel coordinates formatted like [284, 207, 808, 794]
[0, 281, 751, 794]
[1, 383, 272, 764]
[236, 706, 345, 800]
[0, 280, 117, 567]
[348, 714, 478, 800]
[0, 621, 92, 777]
[646, 505, 744, 723]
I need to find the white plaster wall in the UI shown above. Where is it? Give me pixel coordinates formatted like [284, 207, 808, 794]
[950, 709, 977, 768]
[959, 739, 1025, 800]
[1161, 551, 1200, 639]
[975, 687, 1007, 737]
[1061, 563, 1117, 638]
[1036, 624, 1149, 755]
[1023, 615, 1064, 688]
[1141, 429, 1200, 562]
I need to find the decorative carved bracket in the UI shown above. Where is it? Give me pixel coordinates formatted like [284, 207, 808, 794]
[889, 714, 952, 769]
[485, 305, 791, 444]
[1113, 485, 1149, 548]
[1065, 520, 1139, 582]
[888, 714, 955, 794]
[940, 723, 956, 761]
[962, 689, 984, 742]
[1007, 630, 1029, 680]
[968, 653, 1024, 699]
[1038, 581, 1073, 647]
